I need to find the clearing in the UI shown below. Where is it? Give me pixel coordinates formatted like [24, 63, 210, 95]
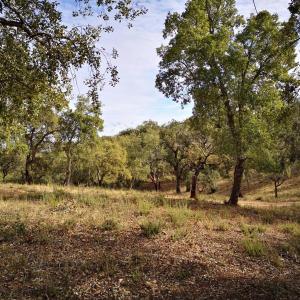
[0, 178, 299, 299]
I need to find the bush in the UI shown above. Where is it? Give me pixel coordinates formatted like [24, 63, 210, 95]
[140, 221, 161, 237]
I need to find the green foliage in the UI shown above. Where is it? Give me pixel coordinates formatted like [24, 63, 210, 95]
[0, 0, 146, 116]
[156, 0, 299, 203]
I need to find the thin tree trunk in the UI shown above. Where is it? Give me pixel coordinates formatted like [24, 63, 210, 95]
[65, 154, 72, 186]
[190, 174, 198, 199]
[227, 158, 245, 205]
[186, 180, 191, 192]
[25, 155, 33, 184]
[176, 172, 181, 194]
[274, 182, 278, 198]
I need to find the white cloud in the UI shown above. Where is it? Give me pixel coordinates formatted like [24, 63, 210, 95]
[62, 0, 293, 135]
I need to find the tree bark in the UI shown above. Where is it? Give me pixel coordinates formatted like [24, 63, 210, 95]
[227, 158, 245, 205]
[65, 151, 72, 186]
[274, 182, 278, 198]
[25, 155, 33, 184]
[186, 180, 191, 192]
[190, 174, 198, 199]
[176, 173, 181, 194]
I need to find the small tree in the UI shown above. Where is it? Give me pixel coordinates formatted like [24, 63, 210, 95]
[20, 89, 65, 184]
[160, 121, 191, 194]
[91, 139, 128, 186]
[187, 124, 215, 199]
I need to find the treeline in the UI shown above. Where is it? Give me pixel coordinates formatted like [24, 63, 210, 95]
[0, 0, 300, 206]
[1, 103, 300, 201]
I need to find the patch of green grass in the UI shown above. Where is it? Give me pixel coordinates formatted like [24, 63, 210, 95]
[131, 268, 144, 283]
[101, 219, 119, 231]
[137, 199, 154, 216]
[213, 219, 229, 231]
[240, 224, 266, 237]
[242, 237, 267, 257]
[140, 220, 161, 237]
[279, 223, 300, 236]
[170, 227, 188, 241]
[0, 219, 27, 241]
[166, 206, 192, 227]
[152, 194, 167, 207]
[260, 211, 276, 224]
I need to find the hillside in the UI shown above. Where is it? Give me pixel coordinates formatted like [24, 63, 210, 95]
[0, 179, 299, 299]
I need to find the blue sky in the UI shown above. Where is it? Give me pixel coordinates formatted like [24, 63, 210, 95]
[62, 0, 292, 135]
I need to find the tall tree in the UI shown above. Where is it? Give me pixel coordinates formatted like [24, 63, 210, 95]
[156, 0, 298, 205]
[59, 96, 103, 185]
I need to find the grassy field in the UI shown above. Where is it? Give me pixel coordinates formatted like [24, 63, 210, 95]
[0, 179, 299, 299]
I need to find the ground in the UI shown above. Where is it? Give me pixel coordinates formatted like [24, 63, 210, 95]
[0, 177, 299, 299]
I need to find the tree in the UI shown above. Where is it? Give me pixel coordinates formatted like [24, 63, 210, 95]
[90, 139, 128, 186]
[0, 130, 26, 181]
[59, 96, 103, 185]
[0, 0, 146, 109]
[137, 121, 167, 191]
[252, 145, 290, 198]
[156, 0, 298, 205]
[118, 121, 167, 190]
[289, 0, 300, 34]
[20, 88, 66, 184]
[187, 125, 214, 199]
[160, 121, 191, 193]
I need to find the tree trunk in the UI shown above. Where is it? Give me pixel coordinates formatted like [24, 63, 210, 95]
[65, 151, 72, 186]
[274, 182, 278, 198]
[25, 155, 33, 184]
[227, 158, 245, 205]
[186, 180, 191, 192]
[176, 179, 181, 193]
[152, 181, 158, 191]
[190, 174, 198, 199]
[176, 172, 181, 194]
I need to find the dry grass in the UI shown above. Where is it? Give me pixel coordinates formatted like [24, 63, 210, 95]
[0, 181, 299, 299]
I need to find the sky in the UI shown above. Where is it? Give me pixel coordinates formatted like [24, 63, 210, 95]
[62, 0, 292, 136]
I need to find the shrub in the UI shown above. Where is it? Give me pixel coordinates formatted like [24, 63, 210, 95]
[140, 221, 161, 237]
